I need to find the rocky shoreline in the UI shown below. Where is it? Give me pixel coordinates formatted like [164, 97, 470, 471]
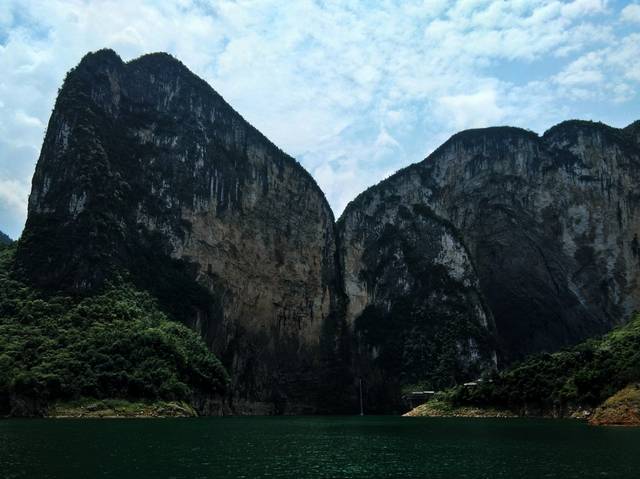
[589, 385, 640, 426]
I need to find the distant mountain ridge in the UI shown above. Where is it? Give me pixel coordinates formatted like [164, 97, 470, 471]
[9, 48, 640, 413]
[0, 230, 11, 245]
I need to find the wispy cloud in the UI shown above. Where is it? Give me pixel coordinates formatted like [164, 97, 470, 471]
[0, 0, 638, 238]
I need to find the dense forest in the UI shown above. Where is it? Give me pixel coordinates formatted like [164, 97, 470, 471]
[447, 314, 640, 416]
[0, 242, 228, 416]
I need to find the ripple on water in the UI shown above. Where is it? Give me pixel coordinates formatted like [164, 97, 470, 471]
[1, 416, 639, 478]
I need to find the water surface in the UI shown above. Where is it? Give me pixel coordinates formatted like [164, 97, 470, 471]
[2, 416, 639, 478]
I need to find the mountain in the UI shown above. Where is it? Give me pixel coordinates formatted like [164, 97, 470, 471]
[338, 121, 640, 407]
[9, 48, 640, 415]
[16, 49, 345, 413]
[0, 231, 11, 245]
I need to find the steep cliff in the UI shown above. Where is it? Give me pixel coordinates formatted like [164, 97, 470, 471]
[17, 49, 343, 413]
[338, 182, 499, 410]
[339, 121, 640, 388]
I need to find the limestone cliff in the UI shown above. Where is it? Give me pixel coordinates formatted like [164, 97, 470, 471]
[339, 121, 640, 378]
[338, 178, 499, 410]
[17, 49, 343, 413]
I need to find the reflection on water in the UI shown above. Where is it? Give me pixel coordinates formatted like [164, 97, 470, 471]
[1, 416, 639, 478]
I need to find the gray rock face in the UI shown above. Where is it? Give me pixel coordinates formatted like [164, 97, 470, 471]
[338, 201, 498, 409]
[18, 49, 341, 412]
[339, 123, 640, 367]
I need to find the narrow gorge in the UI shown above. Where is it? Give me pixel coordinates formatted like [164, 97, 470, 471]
[9, 49, 640, 414]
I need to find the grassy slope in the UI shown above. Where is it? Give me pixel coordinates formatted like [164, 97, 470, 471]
[0, 243, 229, 417]
[403, 397, 515, 418]
[589, 384, 640, 426]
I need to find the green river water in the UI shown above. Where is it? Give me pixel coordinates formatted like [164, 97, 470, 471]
[1, 416, 639, 478]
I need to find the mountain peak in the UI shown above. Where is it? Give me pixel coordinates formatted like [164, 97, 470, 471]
[77, 48, 123, 69]
[624, 120, 640, 145]
[543, 119, 620, 138]
[625, 119, 640, 130]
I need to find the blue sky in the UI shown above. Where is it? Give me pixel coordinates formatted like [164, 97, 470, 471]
[1, 0, 639, 239]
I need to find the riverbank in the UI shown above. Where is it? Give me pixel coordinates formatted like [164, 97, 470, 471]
[403, 385, 640, 427]
[48, 399, 198, 418]
[402, 399, 516, 418]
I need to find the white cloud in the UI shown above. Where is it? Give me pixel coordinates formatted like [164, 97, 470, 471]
[555, 52, 604, 85]
[0, 179, 28, 212]
[561, 0, 608, 18]
[437, 89, 505, 130]
[0, 178, 30, 238]
[0, 0, 638, 237]
[621, 3, 640, 22]
[374, 128, 401, 150]
[14, 110, 45, 129]
[553, 32, 640, 101]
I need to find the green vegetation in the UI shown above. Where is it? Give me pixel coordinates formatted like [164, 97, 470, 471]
[449, 314, 640, 415]
[0, 244, 228, 416]
[403, 394, 514, 418]
[49, 398, 197, 418]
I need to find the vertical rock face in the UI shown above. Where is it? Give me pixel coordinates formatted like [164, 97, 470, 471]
[339, 122, 640, 377]
[17, 49, 341, 412]
[338, 189, 498, 410]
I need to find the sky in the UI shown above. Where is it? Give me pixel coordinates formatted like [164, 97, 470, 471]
[1, 0, 639, 239]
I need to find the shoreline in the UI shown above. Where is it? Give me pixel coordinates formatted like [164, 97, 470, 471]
[402, 395, 640, 427]
[46, 399, 198, 419]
